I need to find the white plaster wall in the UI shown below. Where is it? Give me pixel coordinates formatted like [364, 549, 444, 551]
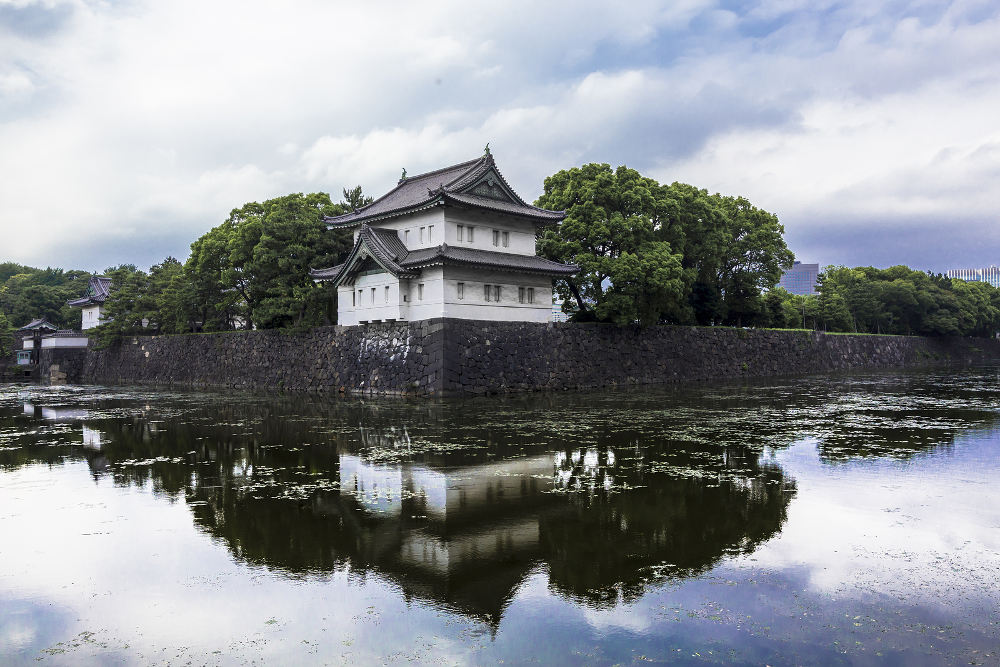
[338, 455, 403, 517]
[40, 336, 89, 348]
[338, 272, 406, 324]
[444, 209, 538, 255]
[405, 266, 446, 321]
[81, 305, 104, 330]
[441, 266, 552, 322]
[358, 208, 445, 250]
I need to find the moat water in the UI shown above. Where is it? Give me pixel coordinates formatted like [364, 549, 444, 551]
[1, 369, 999, 666]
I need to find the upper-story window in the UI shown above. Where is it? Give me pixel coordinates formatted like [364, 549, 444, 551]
[467, 226, 475, 242]
[417, 283, 424, 300]
[492, 229, 500, 247]
[527, 287, 535, 303]
[457, 282, 465, 300]
[503, 231, 510, 247]
[420, 227, 425, 243]
[457, 225, 464, 242]
[385, 285, 390, 302]
[352, 291, 357, 307]
[428, 225, 434, 243]
[484, 284, 492, 302]
[370, 287, 376, 303]
[404, 229, 410, 244]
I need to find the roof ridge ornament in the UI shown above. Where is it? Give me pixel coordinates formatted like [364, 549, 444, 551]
[484, 143, 490, 156]
[399, 168, 407, 184]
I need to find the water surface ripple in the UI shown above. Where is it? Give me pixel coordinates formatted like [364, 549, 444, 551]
[1, 368, 999, 665]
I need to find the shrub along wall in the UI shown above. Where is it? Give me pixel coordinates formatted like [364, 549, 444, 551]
[62, 319, 1000, 396]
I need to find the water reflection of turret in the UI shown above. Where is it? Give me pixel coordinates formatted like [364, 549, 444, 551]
[13, 374, 999, 623]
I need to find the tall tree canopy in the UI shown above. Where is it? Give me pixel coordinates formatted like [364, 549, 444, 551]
[0, 265, 92, 329]
[536, 164, 792, 326]
[185, 192, 353, 330]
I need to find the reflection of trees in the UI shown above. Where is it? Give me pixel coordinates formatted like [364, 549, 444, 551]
[76, 396, 795, 622]
[7, 369, 1000, 622]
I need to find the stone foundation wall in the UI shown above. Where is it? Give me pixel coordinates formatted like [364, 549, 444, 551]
[72, 319, 1000, 396]
[440, 321, 1000, 395]
[78, 322, 443, 394]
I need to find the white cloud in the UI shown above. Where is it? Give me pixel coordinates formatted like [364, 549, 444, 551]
[0, 0, 998, 271]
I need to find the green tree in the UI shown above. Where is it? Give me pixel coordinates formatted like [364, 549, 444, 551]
[536, 163, 791, 327]
[0, 267, 92, 329]
[0, 312, 13, 358]
[92, 265, 151, 347]
[535, 164, 685, 324]
[185, 192, 353, 330]
[341, 185, 373, 212]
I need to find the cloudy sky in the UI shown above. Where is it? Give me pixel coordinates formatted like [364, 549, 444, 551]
[1, 0, 998, 273]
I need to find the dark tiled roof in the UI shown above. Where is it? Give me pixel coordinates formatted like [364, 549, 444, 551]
[310, 225, 419, 284]
[311, 223, 579, 287]
[67, 276, 112, 307]
[401, 244, 579, 276]
[322, 154, 564, 227]
[18, 318, 59, 331]
[442, 192, 564, 221]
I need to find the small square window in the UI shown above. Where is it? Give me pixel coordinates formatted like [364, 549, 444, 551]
[457, 225, 464, 242]
[457, 282, 465, 300]
[502, 231, 509, 247]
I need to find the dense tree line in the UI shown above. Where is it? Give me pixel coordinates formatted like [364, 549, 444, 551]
[4, 162, 998, 350]
[0, 263, 93, 355]
[536, 164, 794, 326]
[760, 266, 1000, 337]
[91, 191, 364, 346]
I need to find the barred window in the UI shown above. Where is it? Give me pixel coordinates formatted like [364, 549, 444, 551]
[457, 225, 464, 242]
[502, 231, 509, 247]
[484, 284, 491, 301]
[457, 282, 465, 300]
[493, 285, 501, 302]
[527, 287, 535, 303]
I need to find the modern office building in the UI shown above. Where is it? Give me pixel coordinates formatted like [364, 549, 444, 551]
[946, 266, 1000, 288]
[778, 261, 819, 295]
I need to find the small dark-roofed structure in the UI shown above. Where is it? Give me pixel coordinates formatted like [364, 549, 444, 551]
[67, 275, 112, 307]
[67, 275, 113, 330]
[18, 318, 59, 333]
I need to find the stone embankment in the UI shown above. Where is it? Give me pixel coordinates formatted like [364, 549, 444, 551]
[31, 319, 1000, 396]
